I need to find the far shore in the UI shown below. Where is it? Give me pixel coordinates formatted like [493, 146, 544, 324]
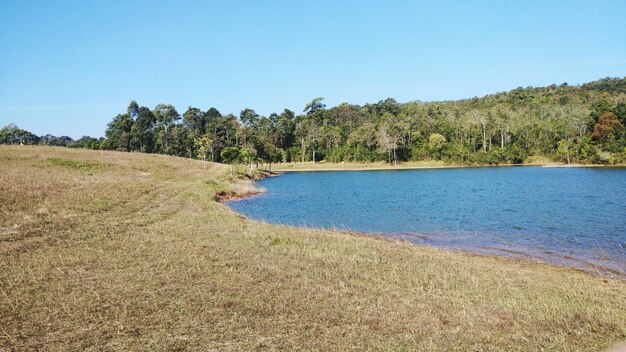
[272, 161, 624, 172]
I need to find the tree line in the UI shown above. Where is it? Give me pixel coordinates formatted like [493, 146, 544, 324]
[0, 124, 102, 149]
[2, 77, 625, 166]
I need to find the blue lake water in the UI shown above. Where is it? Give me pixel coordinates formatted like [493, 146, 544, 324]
[227, 167, 626, 277]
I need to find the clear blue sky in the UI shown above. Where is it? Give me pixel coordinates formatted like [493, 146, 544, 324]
[1, 0, 625, 138]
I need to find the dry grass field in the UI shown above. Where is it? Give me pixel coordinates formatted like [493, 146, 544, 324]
[1, 146, 625, 351]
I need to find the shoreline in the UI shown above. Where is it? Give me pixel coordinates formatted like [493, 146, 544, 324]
[224, 168, 625, 280]
[273, 161, 624, 172]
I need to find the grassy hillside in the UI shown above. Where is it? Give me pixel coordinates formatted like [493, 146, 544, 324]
[1, 146, 624, 351]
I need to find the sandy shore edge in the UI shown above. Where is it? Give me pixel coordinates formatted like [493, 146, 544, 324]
[273, 162, 624, 172]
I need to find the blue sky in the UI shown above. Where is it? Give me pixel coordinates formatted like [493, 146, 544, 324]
[1, 1, 625, 138]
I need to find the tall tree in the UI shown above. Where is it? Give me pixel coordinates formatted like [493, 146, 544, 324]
[182, 107, 207, 135]
[303, 97, 326, 115]
[239, 108, 259, 128]
[132, 106, 156, 152]
[105, 114, 133, 151]
[153, 104, 180, 154]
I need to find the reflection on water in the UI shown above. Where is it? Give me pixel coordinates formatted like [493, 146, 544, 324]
[227, 167, 626, 278]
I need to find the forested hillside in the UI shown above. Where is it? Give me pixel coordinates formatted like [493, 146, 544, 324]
[3, 77, 625, 165]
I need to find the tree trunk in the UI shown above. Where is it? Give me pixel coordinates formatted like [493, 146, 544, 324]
[482, 126, 487, 152]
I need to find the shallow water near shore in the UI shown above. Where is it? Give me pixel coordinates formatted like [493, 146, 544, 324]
[227, 166, 626, 277]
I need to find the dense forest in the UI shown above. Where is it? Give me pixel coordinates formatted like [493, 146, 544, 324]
[2, 77, 625, 166]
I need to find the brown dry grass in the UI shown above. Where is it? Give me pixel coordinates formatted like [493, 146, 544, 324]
[1, 145, 625, 351]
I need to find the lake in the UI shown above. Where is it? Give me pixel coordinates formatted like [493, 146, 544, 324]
[227, 166, 626, 277]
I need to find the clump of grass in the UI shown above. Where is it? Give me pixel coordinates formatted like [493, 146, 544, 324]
[0, 145, 624, 351]
[266, 234, 295, 246]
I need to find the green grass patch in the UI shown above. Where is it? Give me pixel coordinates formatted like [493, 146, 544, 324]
[266, 234, 295, 246]
[47, 158, 104, 172]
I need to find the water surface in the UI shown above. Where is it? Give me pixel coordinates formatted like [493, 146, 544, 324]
[227, 167, 626, 277]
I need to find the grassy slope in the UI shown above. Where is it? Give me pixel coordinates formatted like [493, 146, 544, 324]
[0, 146, 624, 351]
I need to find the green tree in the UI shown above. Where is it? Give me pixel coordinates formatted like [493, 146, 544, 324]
[377, 113, 401, 164]
[0, 124, 40, 145]
[428, 133, 447, 159]
[153, 104, 180, 154]
[240, 108, 259, 128]
[194, 135, 215, 161]
[105, 114, 133, 151]
[220, 147, 240, 175]
[262, 143, 283, 172]
[131, 106, 156, 152]
[183, 107, 207, 135]
[303, 97, 325, 114]
[275, 110, 295, 149]
[556, 139, 573, 164]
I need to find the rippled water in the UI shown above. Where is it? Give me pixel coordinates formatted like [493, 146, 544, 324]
[227, 166, 626, 277]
